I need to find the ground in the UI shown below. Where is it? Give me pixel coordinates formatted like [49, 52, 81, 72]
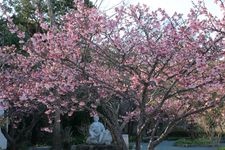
[130, 141, 225, 150]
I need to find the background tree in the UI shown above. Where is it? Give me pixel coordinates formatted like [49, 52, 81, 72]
[0, 0, 94, 149]
[1, 0, 94, 39]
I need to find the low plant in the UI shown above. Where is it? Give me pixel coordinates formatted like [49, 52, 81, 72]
[166, 136, 186, 141]
[218, 147, 225, 150]
[175, 137, 211, 147]
[61, 127, 73, 150]
[72, 135, 86, 145]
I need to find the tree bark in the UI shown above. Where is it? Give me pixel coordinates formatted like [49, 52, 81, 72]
[135, 135, 142, 150]
[148, 145, 155, 150]
[46, 0, 55, 26]
[52, 109, 62, 150]
[136, 83, 149, 150]
[1, 111, 42, 150]
[109, 126, 128, 150]
[147, 141, 159, 150]
[1, 127, 16, 150]
[100, 104, 128, 150]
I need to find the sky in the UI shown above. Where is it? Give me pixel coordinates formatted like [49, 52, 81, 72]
[0, 0, 223, 18]
[95, 0, 223, 17]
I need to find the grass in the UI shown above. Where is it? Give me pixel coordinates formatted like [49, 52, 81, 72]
[218, 147, 225, 150]
[174, 137, 212, 147]
[166, 136, 186, 141]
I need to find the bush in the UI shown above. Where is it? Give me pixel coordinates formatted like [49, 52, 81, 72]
[166, 136, 184, 141]
[175, 137, 211, 147]
[72, 135, 86, 145]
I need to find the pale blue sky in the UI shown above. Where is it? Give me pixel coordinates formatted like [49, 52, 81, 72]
[95, 0, 222, 17]
[0, 0, 222, 18]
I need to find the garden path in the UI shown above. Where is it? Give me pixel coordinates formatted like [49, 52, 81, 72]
[131, 141, 225, 150]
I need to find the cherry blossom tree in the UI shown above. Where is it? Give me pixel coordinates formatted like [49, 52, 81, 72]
[1, 0, 225, 150]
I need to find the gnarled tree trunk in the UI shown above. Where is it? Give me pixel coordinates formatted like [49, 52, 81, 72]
[100, 104, 128, 150]
[52, 108, 62, 150]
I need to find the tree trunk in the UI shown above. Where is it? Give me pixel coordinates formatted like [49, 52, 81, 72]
[46, 0, 55, 26]
[135, 84, 149, 150]
[52, 109, 62, 150]
[112, 128, 128, 150]
[99, 103, 128, 150]
[148, 145, 155, 150]
[8, 144, 16, 150]
[135, 135, 142, 150]
[147, 142, 157, 150]
[1, 127, 16, 150]
[146, 125, 175, 150]
[105, 119, 127, 150]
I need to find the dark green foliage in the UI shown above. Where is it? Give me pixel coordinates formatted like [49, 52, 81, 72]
[0, 19, 19, 46]
[167, 130, 190, 139]
[61, 127, 73, 150]
[1, 0, 94, 45]
[61, 111, 90, 145]
[84, 0, 94, 8]
[31, 61, 44, 71]
[175, 137, 212, 147]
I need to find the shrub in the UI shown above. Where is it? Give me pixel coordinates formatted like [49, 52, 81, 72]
[175, 137, 211, 147]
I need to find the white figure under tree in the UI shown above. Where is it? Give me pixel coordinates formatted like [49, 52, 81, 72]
[0, 106, 7, 150]
[86, 115, 112, 145]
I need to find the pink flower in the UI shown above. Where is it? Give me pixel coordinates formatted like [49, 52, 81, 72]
[41, 127, 53, 133]
[79, 101, 85, 107]
[19, 93, 27, 101]
[40, 23, 49, 30]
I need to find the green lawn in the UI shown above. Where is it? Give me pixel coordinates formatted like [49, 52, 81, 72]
[175, 138, 212, 147]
